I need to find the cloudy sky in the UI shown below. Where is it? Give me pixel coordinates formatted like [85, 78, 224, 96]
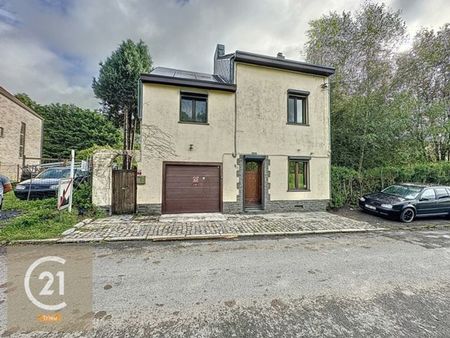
[0, 0, 448, 110]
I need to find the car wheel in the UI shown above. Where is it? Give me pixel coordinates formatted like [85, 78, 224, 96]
[400, 208, 415, 223]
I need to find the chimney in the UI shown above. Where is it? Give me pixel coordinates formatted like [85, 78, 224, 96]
[277, 52, 285, 59]
[215, 44, 225, 59]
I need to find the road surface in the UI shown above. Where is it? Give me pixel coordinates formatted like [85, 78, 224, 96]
[1, 230, 449, 337]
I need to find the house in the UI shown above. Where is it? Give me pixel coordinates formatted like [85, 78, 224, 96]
[0, 86, 43, 181]
[137, 44, 334, 214]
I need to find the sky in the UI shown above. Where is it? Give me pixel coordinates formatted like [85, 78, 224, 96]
[0, 0, 448, 110]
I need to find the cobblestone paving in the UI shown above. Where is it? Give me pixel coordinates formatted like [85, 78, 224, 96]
[61, 212, 379, 242]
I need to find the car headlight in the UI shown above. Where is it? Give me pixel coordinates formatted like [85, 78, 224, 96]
[381, 204, 393, 209]
[49, 184, 59, 190]
[15, 185, 26, 190]
[359, 197, 365, 202]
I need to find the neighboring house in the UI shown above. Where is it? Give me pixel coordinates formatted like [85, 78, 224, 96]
[0, 86, 43, 181]
[137, 44, 334, 214]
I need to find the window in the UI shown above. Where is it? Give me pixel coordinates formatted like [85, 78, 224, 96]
[288, 159, 309, 191]
[435, 188, 449, 199]
[420, 189, 435, 200]
[287, 93, 308, 125]
[180, 93, 208, 123]
[0, 127, 3, 137]
[19, 122, 26, 157]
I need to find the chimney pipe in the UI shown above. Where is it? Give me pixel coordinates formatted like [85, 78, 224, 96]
[277, 52, 285, 59]
[215, 44, 225, 58]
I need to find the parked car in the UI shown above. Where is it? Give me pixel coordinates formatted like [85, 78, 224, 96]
[14, 167, 89, 200]
[359, 184, 450, 223]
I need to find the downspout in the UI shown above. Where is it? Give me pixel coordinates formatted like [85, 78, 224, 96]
[328, 79, 332, 208]
[232, 57, 237, 158]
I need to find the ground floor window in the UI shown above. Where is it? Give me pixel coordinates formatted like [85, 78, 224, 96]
[288, 159, 308, 191]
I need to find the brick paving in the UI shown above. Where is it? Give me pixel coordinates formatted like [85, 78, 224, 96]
[61, 212, 379, 242]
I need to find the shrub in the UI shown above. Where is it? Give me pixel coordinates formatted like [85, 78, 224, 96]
[331, 162, 450, 208]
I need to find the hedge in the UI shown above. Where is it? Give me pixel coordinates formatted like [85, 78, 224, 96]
[331, 162, 450, 208]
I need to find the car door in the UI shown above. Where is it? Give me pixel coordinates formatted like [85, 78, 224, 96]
[416, 188, 437, 215]
[434, 188, 450, 213]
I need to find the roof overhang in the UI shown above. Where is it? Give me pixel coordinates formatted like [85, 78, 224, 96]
[140, 74, 236, 92]
[0, 86, 43, 120]
[234, 51, 335, 77]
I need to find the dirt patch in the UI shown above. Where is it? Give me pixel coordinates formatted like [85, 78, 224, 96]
[0, 210, 21, 224]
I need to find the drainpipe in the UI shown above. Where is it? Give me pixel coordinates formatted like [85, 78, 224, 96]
[232, 58, 237, 158]
[328, 80, 332, 206]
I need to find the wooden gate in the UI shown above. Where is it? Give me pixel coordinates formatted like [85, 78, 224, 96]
[112, 169, 137, 214]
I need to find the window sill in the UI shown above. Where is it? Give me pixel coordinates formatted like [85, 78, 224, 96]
[287, 189, 310, 192]
[287, 123, 309, 126]
[178, 121, 209, 125]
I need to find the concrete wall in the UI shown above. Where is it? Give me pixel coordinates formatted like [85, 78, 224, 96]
[0, 92, 43, 181]
[235, 63, 331, 202]
[138, 84, 237, 207]
[137, 63, 330, 213]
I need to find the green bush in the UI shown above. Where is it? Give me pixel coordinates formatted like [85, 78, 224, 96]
[331, 162, 450, 208]
[73, 181, 105, 217]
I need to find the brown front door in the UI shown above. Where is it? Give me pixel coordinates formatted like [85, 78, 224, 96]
[163, 163, 221, 214]
[112, 169, 137, 214]
[244, 160, 262, 207]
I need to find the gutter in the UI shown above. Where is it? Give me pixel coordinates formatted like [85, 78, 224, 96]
[140, 74, 236, 92]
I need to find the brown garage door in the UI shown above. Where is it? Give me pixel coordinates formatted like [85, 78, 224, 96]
[163, 163, 221, 214]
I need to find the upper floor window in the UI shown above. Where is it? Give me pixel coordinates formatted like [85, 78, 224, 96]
[287, 89, 309, 125]
[180, 92, 208, 124]
[19, 122, 26, 157]
[0, 127, 3, 138]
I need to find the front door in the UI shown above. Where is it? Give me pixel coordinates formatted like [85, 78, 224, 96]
[244, 160, 262, 208]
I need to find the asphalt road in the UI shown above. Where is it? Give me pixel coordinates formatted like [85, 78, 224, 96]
[1, 230, 450, 337]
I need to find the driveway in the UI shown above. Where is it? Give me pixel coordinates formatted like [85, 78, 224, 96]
[333, 207, 450, 230]
[59, 212, 379, 243]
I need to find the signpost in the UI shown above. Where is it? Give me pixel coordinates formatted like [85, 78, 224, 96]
[57, 179, 72, 211]
[57, 149, 75, 212]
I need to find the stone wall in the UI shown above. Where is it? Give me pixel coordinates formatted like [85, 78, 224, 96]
[91, 150, 121, 212]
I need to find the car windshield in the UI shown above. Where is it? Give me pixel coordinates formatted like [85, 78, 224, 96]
[382, 185, 422, 199]
[36, 168, 71, 179]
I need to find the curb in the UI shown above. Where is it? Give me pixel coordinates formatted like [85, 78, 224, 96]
[3, 227, 387, 245]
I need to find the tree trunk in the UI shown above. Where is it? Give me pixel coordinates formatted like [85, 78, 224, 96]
[122, 108, 128, 169]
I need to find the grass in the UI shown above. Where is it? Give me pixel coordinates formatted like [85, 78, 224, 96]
[0, 193, 80, 241]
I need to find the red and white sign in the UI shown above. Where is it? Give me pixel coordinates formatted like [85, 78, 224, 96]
[57, 178, 73, 210]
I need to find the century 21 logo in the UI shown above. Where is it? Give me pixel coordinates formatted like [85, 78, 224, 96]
[24, 256, 67, 311]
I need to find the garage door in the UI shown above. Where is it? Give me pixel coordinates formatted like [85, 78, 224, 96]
[163, 163, 221, 214]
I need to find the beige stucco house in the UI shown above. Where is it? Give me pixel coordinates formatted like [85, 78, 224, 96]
[0, 86, 43, 181]
[137, 44, 334, 214]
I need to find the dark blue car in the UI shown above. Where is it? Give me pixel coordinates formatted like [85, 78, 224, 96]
[359, 184, 450, 223]
[14, 167, 89, 200]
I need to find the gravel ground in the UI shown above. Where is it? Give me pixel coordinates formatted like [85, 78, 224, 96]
[332, 207, 450, 229]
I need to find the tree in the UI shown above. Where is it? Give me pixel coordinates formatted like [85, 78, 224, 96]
[395, 25, 450, 161]
[15, 94, 121, 159]
[305, 3, 408, 172]
[92, 39, 152, 168]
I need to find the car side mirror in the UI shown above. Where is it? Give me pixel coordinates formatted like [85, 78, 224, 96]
[419, 197, 429, 201]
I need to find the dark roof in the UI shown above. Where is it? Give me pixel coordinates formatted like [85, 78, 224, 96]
[0, 86, 43, 120]
[233, 51, 335, 77]
[141, 67, 236, 92]
[140, 48, 334, 91]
